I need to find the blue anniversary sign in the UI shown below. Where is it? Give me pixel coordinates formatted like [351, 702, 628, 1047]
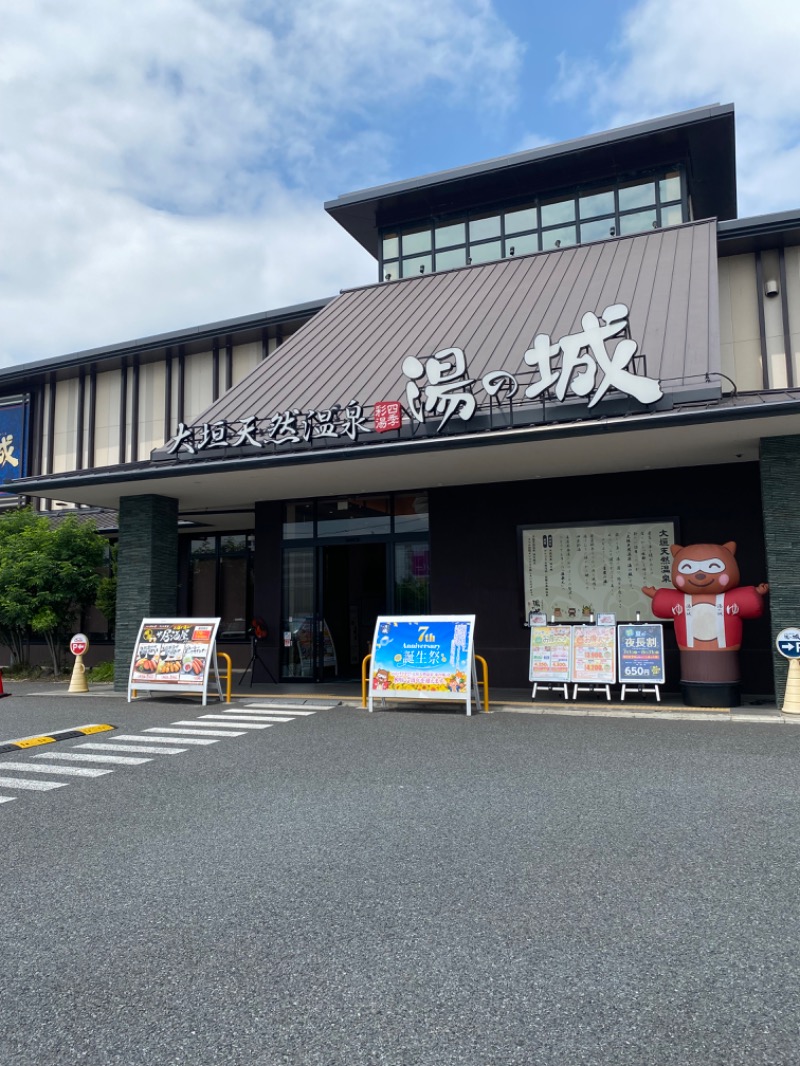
[0, 402, 25, 491]
[368, 615, 477, 714]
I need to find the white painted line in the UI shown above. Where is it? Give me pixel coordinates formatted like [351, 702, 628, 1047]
[137, 732, 218, 745]
[146, 727, 245, 737]
[32, 752, 151, 765]
[173, 719, 270, 730]
[0, 796, 16, 803]
[239, 705, 319, 714]
[218, 710, 295, 719]
[0, 776, 66, 791]
[78, 742, 187, 755]
[0, 761, 111, 777]
[197, 716, 274, 727]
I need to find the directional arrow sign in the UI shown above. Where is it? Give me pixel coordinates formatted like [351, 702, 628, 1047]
[776, 629, 800, 658]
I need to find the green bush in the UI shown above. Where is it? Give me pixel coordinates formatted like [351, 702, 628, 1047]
[87, 661, 114, 683]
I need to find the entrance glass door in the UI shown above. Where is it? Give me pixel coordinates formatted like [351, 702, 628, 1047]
[279, 494, 431, 682]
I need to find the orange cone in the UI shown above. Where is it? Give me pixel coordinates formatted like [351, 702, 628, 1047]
[0, 668, 11, 699]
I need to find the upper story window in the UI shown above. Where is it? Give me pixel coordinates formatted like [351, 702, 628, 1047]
[380, 168, 686, 282]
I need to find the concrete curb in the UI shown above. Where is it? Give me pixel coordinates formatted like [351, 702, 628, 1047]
[0, 724, 116, 754]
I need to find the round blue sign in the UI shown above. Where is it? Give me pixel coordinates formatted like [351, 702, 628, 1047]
[776, 629, 800, 659]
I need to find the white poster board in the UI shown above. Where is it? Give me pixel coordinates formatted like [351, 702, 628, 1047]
[528, 625, 573, 683]
[570, 625, 617, 685]
[128, 617, 223, 705]
[368, 615, 478, 715]
[520, 520, 676, 621]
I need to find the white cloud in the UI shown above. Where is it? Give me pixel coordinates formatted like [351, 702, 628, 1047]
[555, 0, 800, 217]
[0, 0, 522, 364]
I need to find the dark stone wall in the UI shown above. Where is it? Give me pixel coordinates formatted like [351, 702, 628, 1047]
[760, 436, 800, 706]
[113, 494, 178, 691]
[429, 462, 773, 694]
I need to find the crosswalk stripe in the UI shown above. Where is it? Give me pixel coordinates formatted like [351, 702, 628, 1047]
[137, 732, 218, 745]
[239, 705, 318, 714]
[195, 717, 273, 728]
[0, 776, 66, 791]
[0, 761, 111, 777]
[0, 796, 15, 803]
[78, 742, 187, 755]
[145, 727, 245, 737]
[217, 712, 296, 721]
[171, 720, 267, 731]
[32, 752, 151, 765]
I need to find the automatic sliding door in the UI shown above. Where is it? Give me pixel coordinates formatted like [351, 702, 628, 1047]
[281, 546, 316, 679]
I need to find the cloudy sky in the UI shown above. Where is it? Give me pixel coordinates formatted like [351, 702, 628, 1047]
[3, 0, 800, 367]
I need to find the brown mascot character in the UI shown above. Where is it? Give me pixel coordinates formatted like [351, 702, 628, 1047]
[642, 542, 768, 706]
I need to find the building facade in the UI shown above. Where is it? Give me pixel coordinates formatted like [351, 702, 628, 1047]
[6, 103, 800, 700]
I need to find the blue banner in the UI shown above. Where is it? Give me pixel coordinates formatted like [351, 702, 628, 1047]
[617, 624, 665, 684]
[0, 403, 25, 489]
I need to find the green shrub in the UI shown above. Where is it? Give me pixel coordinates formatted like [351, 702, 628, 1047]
[87, 661, 114, 683]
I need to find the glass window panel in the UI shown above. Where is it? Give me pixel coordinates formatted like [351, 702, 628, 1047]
[541, 226, 576, 251]
[540, 199, 575, 227]
[661, 203, 684, 227]
[618, 181, 655, 212]
[506, 233, 539, 256]
[317, 496, 391, 537]
[382, 260, 399, 281]
[579, 190, 615, 219]
[394, 492, 429, 533]
[580, 217, 617, 243]
[401, 228, 432, 255]
[395, 542, 431, 614]
[435, 247, 468, 271]
[190, 557, 216, 616]
[401, 254, 432, 277]
[219, 556, 250, 638]
[435, 222, 466, 248]
[504, 206, 537, 234]
[659, 172, 682, 203]
[283, 501, 314, 540]
[281, 547, 315, 678]
[468, 240, 502, 265]
[469, 215, 501, 241]
[619, 209, 658, 235]
[190, 536, 216, 557]
[220, 534, 248, 554]
[382, 233, 399, 259]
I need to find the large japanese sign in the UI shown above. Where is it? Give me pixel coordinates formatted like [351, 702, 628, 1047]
[128, 617, 223, 705]
[521, 521, 676, 622]
[528, 625, 573, 683]
[162, 303, 663, 458]
[368, 615, 477, 714]
[570, 625, 617, 685]
[0, 401, 25, 492]
[617, 624, 665, 684]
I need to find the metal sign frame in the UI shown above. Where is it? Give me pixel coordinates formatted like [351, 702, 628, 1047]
[127, 617, 223, 705]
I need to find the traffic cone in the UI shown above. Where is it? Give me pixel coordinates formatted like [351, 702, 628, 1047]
[782, 659, 800, 715]
[0, 667, 11, 699]
[68, 653, 89, 694]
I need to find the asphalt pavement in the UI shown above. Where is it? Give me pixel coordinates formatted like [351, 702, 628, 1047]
[1, 685, 799, 1065]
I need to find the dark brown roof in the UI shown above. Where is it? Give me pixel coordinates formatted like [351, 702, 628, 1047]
[193, 221, 719, 430]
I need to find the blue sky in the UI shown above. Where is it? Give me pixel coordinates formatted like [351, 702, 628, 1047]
[2, 0, 800, 366]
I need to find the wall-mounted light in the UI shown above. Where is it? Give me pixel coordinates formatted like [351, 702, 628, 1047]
[765, 279, 780, 298]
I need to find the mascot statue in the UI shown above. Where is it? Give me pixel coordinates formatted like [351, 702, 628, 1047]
[642, 542, 768, 707]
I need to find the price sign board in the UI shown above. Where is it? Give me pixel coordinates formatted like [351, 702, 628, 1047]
[368, 615, 477, 714]
[571, 625, 617, 685]
[128, 617, 223, 705]
[617, 624, 665, 684]
[528, 625, 573, 683]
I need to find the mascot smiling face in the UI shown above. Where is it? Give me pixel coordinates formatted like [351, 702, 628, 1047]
[671, 541, 739, 595]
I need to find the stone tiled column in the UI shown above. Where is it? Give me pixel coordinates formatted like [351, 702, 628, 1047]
[760, 437, 800, 707]
[113, 494, 179, 691]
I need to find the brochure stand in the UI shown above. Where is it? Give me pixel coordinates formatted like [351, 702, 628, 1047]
[617, 624, 665, 702]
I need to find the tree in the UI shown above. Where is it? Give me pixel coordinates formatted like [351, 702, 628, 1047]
[0, 510, 104, 673]
[95, 543, 117, 639]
